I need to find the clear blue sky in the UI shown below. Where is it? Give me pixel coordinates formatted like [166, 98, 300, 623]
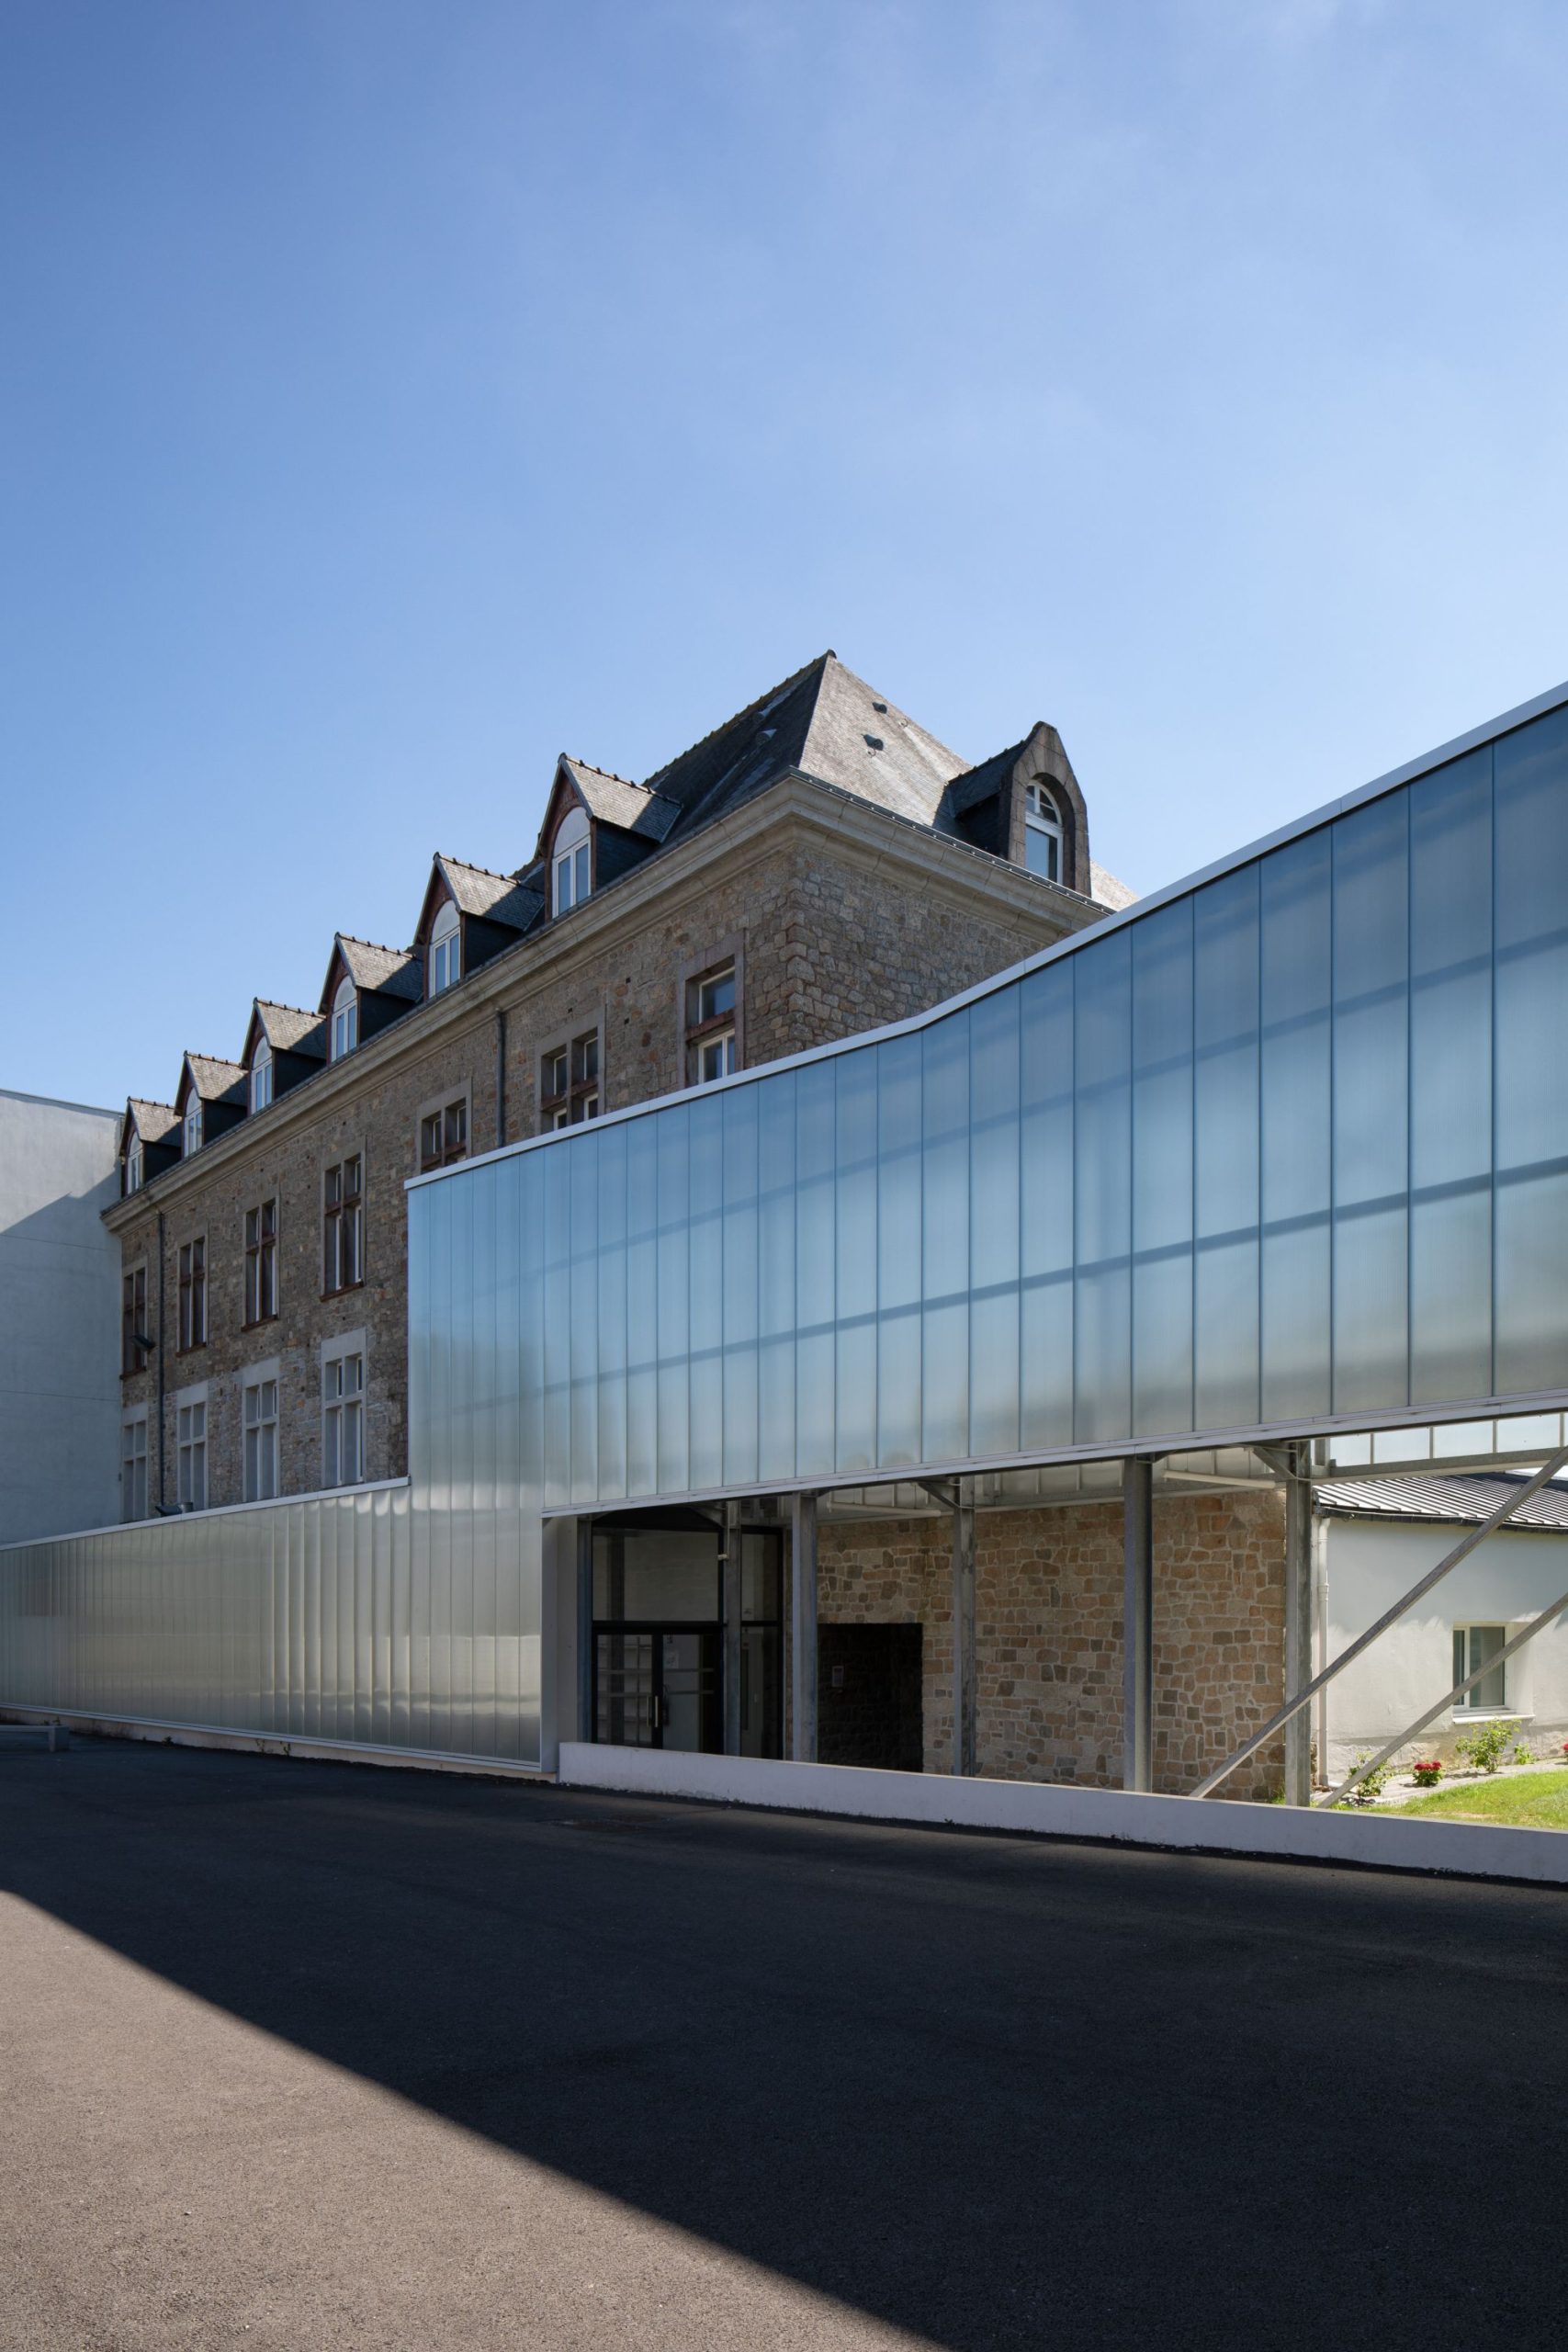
[5, 0, 1568, 1111]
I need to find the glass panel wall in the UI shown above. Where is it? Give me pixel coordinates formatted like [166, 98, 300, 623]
[410, 701, 1568, 1508]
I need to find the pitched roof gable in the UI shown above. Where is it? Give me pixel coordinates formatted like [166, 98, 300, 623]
[125, 1098, 178, 1149]
[559, 759, 680, 842]
[179, 1053, 247, 1110]
[246, 1001, 327, 1062]
[434, 854, 544, 929]
[322, 934, 423, 1011]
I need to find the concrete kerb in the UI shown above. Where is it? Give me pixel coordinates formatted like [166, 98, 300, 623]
[558, 1743, 1568, 1889]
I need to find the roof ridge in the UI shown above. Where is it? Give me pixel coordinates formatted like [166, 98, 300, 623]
[337, 932, 415, 957]
[254, 998, 318, 1020]
[437, 851, 521, 883]
[565, 756, 643, 789]
[184, 1048, 244, 1067]
[644, 650, 834, 789]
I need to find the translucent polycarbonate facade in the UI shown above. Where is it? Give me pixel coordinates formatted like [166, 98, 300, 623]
[0, 1481, 543, 1766]
[410, 700, 1568, 1506]
[6, 691, 1568, 1770]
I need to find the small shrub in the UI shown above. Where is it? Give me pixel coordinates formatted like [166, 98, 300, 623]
[1513, 1741, 1534, 1767]
[1455, 1720, 1516, 1775]
[1337, 1753, 1393, 1806]
[1410, 1758, 1444, 1788]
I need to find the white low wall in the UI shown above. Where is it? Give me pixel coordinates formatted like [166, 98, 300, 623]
[557, 1744, 1568, 1888]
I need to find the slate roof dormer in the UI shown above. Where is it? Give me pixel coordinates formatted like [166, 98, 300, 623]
[242, 999, 327, 1111]
[120, 1098, 179, 1194]
[175, 1053, 248, 1158]
[413, 854, 543, 997]
[319, 935, 423, 1057]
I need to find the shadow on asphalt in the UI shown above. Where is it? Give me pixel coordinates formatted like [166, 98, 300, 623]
[4, 1736, 1567, 2350]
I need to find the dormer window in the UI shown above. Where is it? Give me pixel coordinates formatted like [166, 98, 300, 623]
[125, 1134, 143, 1194]
[552, 806, 591, 916]
[184, 1100, 202, 1158]
[429, 898, 460, 997]
[331, 975, 358, 1061]
[1024, 780, 1064, 884]
[251, 1039, 274, 1114]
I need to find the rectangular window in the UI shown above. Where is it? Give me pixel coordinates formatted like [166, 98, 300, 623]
[1453, 1623, 1508, 1712]
[121, 1265, 149, 1374]
[176, 1400, 207, 1510]
[243, 1377, 279, 1502]
[243, 1200, 277, 1326]
[323, 1156, 364, 1295]
[686, 959, 738, 1085]
[322, 1351, 364, 1487]
[541, 1030, 601, 1130]
[120, 1415, 149, 1521]
[419, 1096, 468, 1171]
[178, 1237, 207, 1351]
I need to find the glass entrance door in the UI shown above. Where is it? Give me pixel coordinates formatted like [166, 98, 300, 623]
[593, 1626, 719, 1751]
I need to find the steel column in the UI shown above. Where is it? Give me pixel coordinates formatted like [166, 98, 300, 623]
[1283, 1442, 1313, 1805]
[576, 1519, 593, 1743]
[1122, 1456, 1154, 1792]
[722, 1502, 742, 1756]
[790, 1491, 818, 1762]
[953, 1490, 976, 1776]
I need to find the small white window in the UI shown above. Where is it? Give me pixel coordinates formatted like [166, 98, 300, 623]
[184, 1099, 202, 1158]
[429, 899, 461, 997]
[1454, 1624, 1508, 1712]
[120, 1415, 149, 1521]
[1023, 780, 1064, 883]
[125, 1134, 143, 1194]
[243, 1377, 279, 1502]
[251, 1038, 274, 1113]
[552, 806, 591, 916]
[331, 975, 357, 1061]
[323, 1351, 364, 1487]
[177, 1400, 207, 1510]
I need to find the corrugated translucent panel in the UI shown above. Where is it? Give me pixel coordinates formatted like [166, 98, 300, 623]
[1332, 790, 1410, 1411]
[0, 1484, 545, 1766]
[1132, 899, 1193, 1438]
[1194, 865, 1260, 1433]
[1495, 705, 1568, 1397]
[1259, 829, 1332, 1420]
[1020, 961, 1075, 1448]
[1073, 932, 1131, 1443]
[1409, 749, 1494, 1403]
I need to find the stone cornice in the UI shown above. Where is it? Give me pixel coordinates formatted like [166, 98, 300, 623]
[105, 775, 1101, 1231]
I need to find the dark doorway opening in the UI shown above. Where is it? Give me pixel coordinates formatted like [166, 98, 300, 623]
[818, 1624, 923, 1771]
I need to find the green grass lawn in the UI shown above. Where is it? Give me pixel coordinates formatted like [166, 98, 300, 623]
[1388, 1767, 1568, 1829]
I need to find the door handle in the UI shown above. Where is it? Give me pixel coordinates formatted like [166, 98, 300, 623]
[650, 1693, 661, 1730]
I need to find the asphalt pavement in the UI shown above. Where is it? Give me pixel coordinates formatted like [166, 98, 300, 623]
[3, 1736, 1565, 2350]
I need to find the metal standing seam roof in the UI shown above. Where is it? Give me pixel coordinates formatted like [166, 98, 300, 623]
[1317, 1475, 1568, 1532]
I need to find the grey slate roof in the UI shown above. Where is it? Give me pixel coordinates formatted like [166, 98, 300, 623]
[434, 854, 543, 931]
[333, 935, 423, 1002]
[1318, 1475, 1568, 1532]
[127, 1099, 179, 1146]
[182, 1053, 247, 1105]
[559, 761, 681, 842]
[254, 1001, 327, 1059]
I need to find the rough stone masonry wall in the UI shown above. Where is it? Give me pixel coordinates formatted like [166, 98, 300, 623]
[817, 1491, 1287, 1801]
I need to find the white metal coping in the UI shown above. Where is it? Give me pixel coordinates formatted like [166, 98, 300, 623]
[0, 1476, 410, 1559]
[407, 670, 1568, 1193]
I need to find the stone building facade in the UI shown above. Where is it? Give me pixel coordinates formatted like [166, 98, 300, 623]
[814, 1492, 1287, 1801]
[107, 653, 1125, 1523]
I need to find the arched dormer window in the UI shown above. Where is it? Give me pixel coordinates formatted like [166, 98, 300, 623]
[125, 1132, 143, 1194]
[251, 1038, 274, 1114]
[428, 898, 460, 998]
[331, 975, 358, 1061]
[184, 1099, 202, 1158]
[1024, 780, 1064, 884]
[552, 805, 591, 916]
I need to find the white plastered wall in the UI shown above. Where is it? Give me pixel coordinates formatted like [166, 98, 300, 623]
[1320, 1515, 1568, 1776]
